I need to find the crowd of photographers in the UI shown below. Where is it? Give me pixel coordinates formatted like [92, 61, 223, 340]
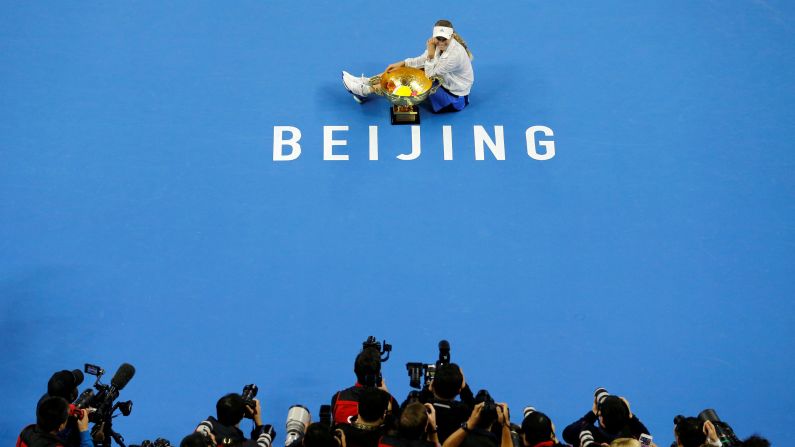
[18, 338, 770, 447]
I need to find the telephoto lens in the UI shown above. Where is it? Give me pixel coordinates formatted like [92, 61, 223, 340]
[579, 430, 597, 447]
[698, 409, 741, 446]
[594, 388, 609, 407]
[523, 407, 536, 419]
[285, 405, 311, 447]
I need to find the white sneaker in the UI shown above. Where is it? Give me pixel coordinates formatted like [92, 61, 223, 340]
[342, 71, 371, 103]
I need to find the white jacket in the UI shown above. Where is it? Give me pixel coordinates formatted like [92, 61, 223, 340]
[404, 38, 474, 96]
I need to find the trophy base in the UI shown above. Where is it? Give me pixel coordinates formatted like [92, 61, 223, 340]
[390, 105, 420, 125]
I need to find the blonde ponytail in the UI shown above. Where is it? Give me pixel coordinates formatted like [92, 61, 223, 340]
[452, 32, 473, 60]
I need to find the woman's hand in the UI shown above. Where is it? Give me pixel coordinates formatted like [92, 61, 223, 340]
[426, 38, 437, 59]
[385, 61, 405, 72]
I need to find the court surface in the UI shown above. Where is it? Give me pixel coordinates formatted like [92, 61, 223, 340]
[2, 1, 794, 445]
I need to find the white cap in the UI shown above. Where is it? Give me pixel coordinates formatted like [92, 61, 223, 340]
[433, 25, 454, 40]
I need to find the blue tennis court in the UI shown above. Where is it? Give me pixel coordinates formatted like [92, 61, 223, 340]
[2, 1, 794, 446]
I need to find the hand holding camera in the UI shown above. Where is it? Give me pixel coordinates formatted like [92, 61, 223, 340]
[467, 402, 485, 429]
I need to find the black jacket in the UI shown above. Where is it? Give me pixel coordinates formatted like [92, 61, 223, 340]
[460, 428, 499, 447]
[378, 435, 436, 447]
[197, 416, 271, 447]
[402, 384, 475, 443]
[337, 420, 387, 447]
[562, 411, 649, 446]
[17, 425, 64, 447]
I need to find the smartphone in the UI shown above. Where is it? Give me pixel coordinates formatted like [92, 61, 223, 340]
[639, 434, 653, 447]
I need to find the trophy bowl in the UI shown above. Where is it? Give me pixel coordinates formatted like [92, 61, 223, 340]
[379, 67, 436, 106]
[377, 67, 439, 124]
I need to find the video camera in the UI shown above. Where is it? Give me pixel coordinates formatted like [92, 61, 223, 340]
[405, 340, 450, 389]
[73, 362, 136, 447]
[362, 336, 392, 362]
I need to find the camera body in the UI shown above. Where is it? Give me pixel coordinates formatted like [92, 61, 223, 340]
[405, 340, 451, 389]
[242, 385, 259, 407]
[698, 409, 741, 446]
[131, 439, 172, 447]
[474, 389, 498, 425]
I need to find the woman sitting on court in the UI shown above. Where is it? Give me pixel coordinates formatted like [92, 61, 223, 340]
[342, 19, 474, 113]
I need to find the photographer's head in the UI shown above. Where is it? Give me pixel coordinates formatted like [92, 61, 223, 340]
[304, 423, 339, 447]
[430, 364, 463, 400]
[180, 433, 213, 447]
[673, 416, 706, 447]
[47, 369, 83, 402]
[609, 439, 640, 447]
[216, 393, 247, 426]
[399, 402, 430, 440]
[37, 396, 69, 433]
[598, 396, 630, 434]
[354, 348, 382, 387]
[358, 388, 389, 423]
[521, 410, 556, 446]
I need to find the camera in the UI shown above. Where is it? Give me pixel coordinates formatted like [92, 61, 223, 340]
[285, 405, 311, 447]
[318, 405, 332, 428]
[362, 336, 392, 362]
[405, 340, 451, 389]
[593, 387, 609, 408]
[131, 439, 172, 447]
[698, 409, 741, 446]
[474, 389, 498, 424]
[74, 362, 135, 447]
[242, 384, 259, 412]
[579, 430, 598, 447]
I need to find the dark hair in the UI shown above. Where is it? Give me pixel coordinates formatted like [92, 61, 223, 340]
[674, 417, 707, 447]
[521, 411, 554, 446]
[742, 435, 770, 447]
[598, 396, 630, 434]
[180, 432, 211, 447]
[37, 396, 69, 432]
[399, 402, 429, 440]
[304, 423, 338, 447]
[358, 388, 389, 423]
[48, 370, 80, 401]
[432, 364, 463, 400]
[354, 348, 382, 385]
[216, 393, 246, 426]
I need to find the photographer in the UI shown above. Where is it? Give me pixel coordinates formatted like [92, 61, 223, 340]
[337, 388, 391, 447]
[196, 393, 275, 447]
[561, 392, 649, 446]
[332, 347, 400, 426]
[441, 402, 512, 447]
[406, 364, 474, 443]
[18, 396, 91, 447]
[37, 370, 85, 447]
[379, 402, 440, 447]
[520, 408, 568, 447]
[304, 424, 347, 447]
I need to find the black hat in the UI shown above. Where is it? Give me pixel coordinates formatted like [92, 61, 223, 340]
[48, 369, 84, 400]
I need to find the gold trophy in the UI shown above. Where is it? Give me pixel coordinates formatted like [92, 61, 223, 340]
[368, 67, 440, 125]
